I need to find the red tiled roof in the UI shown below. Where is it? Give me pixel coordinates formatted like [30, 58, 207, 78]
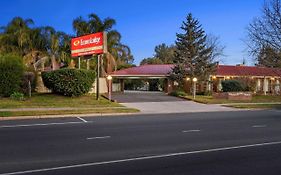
[111, 64, 174, 77]
[111, 64, 281, 77]
[216, 65, 281, 77]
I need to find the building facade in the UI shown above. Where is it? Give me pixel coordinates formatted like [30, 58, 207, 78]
[110, 64, 281, 95]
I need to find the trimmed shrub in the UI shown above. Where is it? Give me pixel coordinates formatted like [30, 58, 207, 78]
[42, 69, 96, 97]
[169, 90, 187, 97]
[221, 80, 245, 92]
[0, 55, 24, 97]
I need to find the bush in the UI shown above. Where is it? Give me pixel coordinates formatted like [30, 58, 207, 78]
[42, 69, 96, 97]
[169, 90, 187, 97]
[0, 55, 24, 97]
[10, 92, 25, 101]
[221, 80, 245, 92]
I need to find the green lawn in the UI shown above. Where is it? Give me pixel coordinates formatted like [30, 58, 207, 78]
[0, 93, 139, 117]
[0, 93, 122, 109]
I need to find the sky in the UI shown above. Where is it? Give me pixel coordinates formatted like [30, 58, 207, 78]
[0, 0, 264, 65]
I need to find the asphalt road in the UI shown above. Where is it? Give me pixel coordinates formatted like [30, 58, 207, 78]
[0, 110, 281, 175]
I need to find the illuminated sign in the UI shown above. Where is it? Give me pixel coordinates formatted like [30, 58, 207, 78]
[71, 32, 107, 57]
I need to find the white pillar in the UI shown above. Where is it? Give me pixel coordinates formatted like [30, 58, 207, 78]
[263, 78, 268, 95]
[218, 79, 222, 91]
[275, 80, 280, 94]
[256, 79, 261, 92]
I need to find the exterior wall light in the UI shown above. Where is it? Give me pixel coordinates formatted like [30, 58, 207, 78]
[193, 77, 198, 82]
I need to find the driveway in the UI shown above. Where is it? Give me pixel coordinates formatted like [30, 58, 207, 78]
[112, 91, 184, 103]
[112, 91, 239, 114]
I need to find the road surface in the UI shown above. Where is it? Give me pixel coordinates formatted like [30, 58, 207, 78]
[0, 110, 281, 175]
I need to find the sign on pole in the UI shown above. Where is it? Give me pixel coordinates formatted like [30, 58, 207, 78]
[71, 32, 107, 57]
[71, 32, 107, 100]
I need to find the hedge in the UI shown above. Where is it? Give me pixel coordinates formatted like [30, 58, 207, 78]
[0, 55, 24, 97]
[169, 90, 187, 97]
[42, 69, 96, 97]
[221, 80, 245, 92]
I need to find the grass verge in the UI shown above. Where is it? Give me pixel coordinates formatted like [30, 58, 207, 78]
[183, 95, 281, 109]
[223, 104, 281, 109]
[0, 93, 122, 109]
[184, 95, 281, 104]
[0, 108, 139, 117]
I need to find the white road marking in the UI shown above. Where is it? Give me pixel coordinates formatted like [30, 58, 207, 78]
[2, 140, 281, 175]
[252, 125, 267, 128]
[77, 117, 88, 123]
[87, 136, 111, 140]
[182, 129, 201, 133]
[0, 121, 91, 129]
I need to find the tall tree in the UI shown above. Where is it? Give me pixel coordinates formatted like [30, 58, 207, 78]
[0, 17, 34, 56]
[154, 43, 175, 64]
[257, 46, 281, 67]
[170, 13, 217, 86]
[140, 43, 176, 65]
[140, 57, 163, 65]
[247, 0, 281, 67]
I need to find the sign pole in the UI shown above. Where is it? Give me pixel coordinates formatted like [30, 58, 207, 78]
[78, 57, 81, 69]
[96, 54, 100, 100]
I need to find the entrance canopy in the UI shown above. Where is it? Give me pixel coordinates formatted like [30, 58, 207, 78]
[111, 64, 174, 79]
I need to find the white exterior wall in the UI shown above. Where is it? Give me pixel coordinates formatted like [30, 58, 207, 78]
[89, 78, 108, 94]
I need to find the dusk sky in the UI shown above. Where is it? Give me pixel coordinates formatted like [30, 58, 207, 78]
[1, 0, 264, 65]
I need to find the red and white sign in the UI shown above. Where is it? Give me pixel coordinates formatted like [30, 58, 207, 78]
[71, 32, 107, 57]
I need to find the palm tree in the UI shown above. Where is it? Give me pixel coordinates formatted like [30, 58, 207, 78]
[0, 17, 34, 56]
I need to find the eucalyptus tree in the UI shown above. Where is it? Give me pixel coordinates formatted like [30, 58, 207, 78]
[247, 0, 281, 67]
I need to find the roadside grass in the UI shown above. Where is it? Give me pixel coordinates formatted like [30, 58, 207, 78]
[0, 108, 139, 117]
[184, 95, 281, 104]
[0, 93, 139, 117]
[224, 104, 281, 109]
[0, 93, 122, 109]
[184, 95, 281, 109]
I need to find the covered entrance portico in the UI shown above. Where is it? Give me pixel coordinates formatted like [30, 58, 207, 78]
[110, 64, 175, 93]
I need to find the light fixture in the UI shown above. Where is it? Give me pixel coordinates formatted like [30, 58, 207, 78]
[107, 75, 112, 80]
[192, 77, 198, 82]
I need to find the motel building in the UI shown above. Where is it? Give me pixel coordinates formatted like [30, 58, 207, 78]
[109, 64, 281, 95]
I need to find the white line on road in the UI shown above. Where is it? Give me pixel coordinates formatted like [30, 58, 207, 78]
[252, 125, 267, 128]
[0, 121, 91, 129]
[2, 140, 281, 175]
[77, 117, 88, 123]
[87, 136, 111, 140]
[182, 130, 201, 133]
